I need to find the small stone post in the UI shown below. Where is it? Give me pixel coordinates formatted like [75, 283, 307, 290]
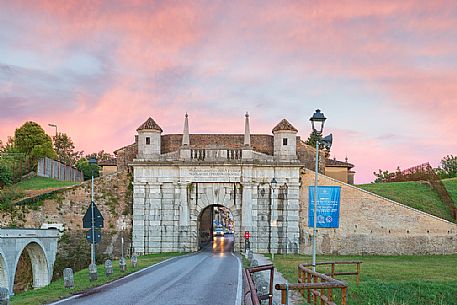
[104, 259, 113, 277]
[0, 287, 9, 305]
[63, 268, 74, 289]
[119, 257, 126, 272]
[89, 263, 98, 281]
[131, 255, 138, 268]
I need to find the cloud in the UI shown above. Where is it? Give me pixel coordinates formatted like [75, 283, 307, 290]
[0, 1, 456, 184]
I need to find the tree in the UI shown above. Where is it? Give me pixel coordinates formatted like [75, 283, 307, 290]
[0, 162, 13, 188]
[85, 150, 114, 163]
[14, 122, 56, 160]
[305, 130, 322, 148]
[76, 158, 100, 181]
[373, 166, 403, 183]
[53, 133, 83, 166]
[1, 137, 16, 154]
[436, 155, 457, 179]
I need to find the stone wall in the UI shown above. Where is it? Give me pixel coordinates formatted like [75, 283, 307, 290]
[299, 169, 457, 255]
[0, 170, 133, 263]
[115, 141, 138, 172]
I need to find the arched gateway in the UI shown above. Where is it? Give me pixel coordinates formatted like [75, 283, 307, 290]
[132, 114, 303, 254]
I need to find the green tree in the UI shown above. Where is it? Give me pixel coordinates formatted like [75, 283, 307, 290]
[14, 122, 56, 160]
[53, 133, 83, 166]
[436, 155, 457, 179]
[76, 158, 100, 180]
[1, 137, 16, 153]
[85, 150, 114, 163]
[305, 130, 322, 147]
[0, 162, 13, 187]
[373, 166, 403, 183]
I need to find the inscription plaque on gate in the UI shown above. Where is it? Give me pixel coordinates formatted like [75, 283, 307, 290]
[183, 167, 241, 182]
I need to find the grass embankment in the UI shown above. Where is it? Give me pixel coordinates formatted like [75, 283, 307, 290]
[1, 177, 79, 209]
[358, 179, 457, 223]
[11, 252, 184, 305]
[269, 254, 457, 305]
[15, 177, 78, 191]
[442, 177, 457, 204]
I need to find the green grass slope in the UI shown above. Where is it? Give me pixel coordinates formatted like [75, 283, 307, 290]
[442, 177, 457, 205]
[358, 179, 457, 223]
[15, 176, 78, 190]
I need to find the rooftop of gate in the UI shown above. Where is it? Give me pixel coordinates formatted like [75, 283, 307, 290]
[137, 117, 163, 132]
[161, 133, 280, 155]
[272, 119, 298, 133]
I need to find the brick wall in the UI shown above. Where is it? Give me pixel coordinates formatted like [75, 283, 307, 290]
[161, 134, 275, 155]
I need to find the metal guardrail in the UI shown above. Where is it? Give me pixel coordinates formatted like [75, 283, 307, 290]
[244, 264, 274, 305]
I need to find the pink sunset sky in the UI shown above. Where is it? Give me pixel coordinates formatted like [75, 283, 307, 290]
[0, 1, 456, 184]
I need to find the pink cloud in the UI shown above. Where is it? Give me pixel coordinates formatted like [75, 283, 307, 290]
[1, 1, 456, 184]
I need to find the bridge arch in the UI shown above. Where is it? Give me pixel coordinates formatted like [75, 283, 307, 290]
[0, 229, 59, 295]
[0, 249, 8, 290]
[13, 239, 51, 290]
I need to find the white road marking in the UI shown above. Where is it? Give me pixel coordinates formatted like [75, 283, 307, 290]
[233, 252, 243, 305]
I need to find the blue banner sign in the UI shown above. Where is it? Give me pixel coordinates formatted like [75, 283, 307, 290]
[308, 186, 341, 228]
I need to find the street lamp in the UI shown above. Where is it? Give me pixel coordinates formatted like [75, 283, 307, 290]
[88, 157, 97, 279]
[271, 177, 277, 260]
[309, 109, 332, 272]
[48, 124, 58, 137]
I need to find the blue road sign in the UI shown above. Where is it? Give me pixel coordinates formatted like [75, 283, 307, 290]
[85, 228, 102, 244]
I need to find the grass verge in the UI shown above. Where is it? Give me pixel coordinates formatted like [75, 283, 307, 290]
[267, 254, 457, 305]
[11, 252, 185, 305]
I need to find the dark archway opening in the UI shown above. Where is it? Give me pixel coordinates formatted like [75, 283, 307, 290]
[198, 204, 235, 253]
[14, 250, 33, 293]
[14, 242, 49, 293]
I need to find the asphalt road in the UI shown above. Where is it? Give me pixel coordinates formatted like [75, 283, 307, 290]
[52, 235, 242, 305]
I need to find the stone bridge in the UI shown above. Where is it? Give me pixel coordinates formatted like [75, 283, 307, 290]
[0, 228, 59, 295]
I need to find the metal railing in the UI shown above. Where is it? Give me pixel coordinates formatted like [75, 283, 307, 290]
[244, 264, 274, 305]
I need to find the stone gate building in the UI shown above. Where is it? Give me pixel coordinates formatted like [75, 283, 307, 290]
[122, 114, 457, 255]
[130, 114, 317, 254]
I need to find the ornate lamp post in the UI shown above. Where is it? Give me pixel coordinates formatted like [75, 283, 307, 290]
[309, 109, 332, 272]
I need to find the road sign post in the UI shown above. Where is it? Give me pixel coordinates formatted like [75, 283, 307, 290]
[83, 191, 104, 281]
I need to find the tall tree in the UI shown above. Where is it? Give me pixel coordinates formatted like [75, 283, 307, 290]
[53, 133, 83, 166]
[436, 155, 457, 179]
[85, 150, 114, 163]
[14, 121, 56, 159]
[305, 130, 322, 147]
[76, 158, 100, 180]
